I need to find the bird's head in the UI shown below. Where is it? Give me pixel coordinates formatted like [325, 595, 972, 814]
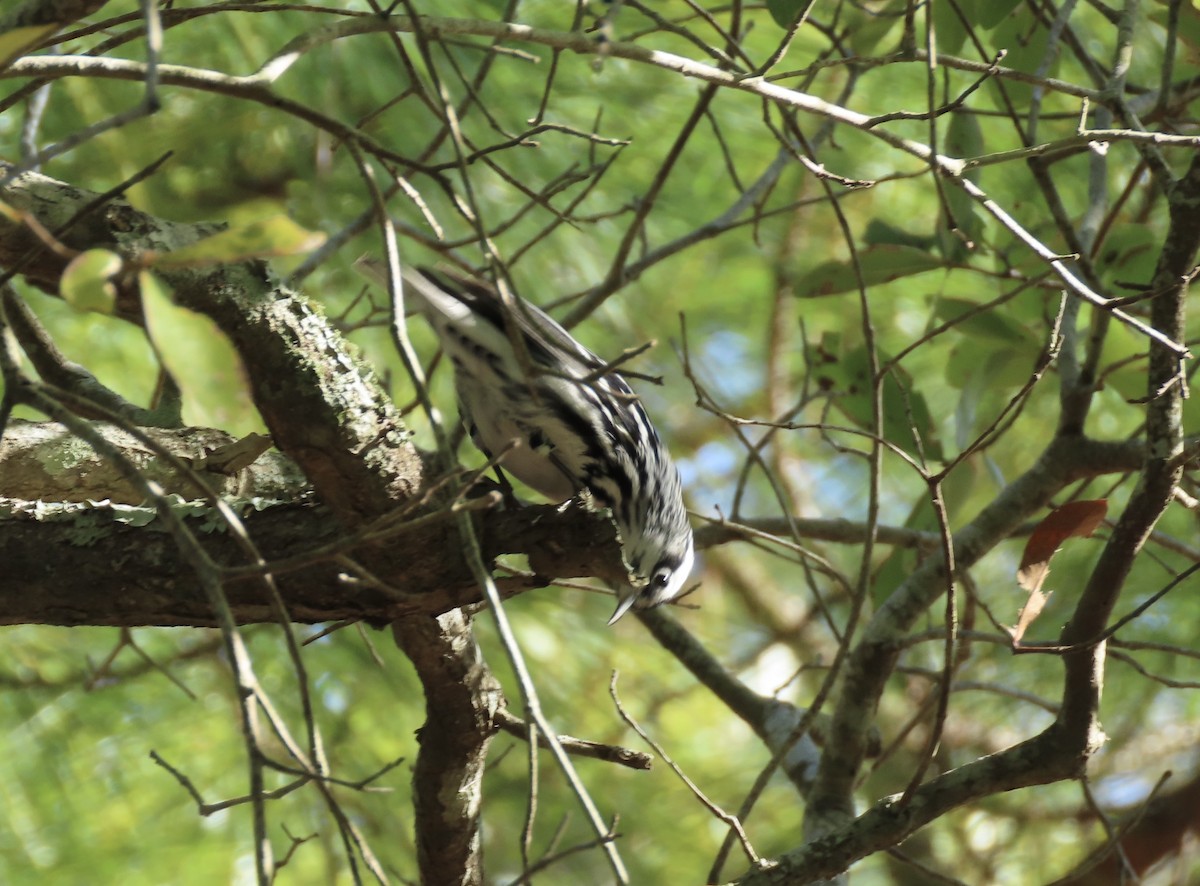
[608, 530, 695, 625]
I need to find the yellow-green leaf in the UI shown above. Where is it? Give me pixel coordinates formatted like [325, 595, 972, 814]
[140, 271, 263, 434]
[60, 249, 122, 315]
[150, 216, 326, 269]
[0, 23, 56, 69]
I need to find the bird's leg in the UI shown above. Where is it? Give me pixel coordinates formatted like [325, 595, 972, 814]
[491, 462, 522, 507]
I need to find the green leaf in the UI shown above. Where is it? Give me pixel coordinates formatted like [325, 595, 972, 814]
[933, 0, 972, 54]
[59, 249, 122, 315]
[986, 15, 1054, 101]
[848, 0, 908, 55]
[0, 23, 56, 69]
[939, 114, 985, 260]
[934, 296, 1029, 343]
[871, 545, 916, 607]
[1099, 325, 1149, 403]
[977, 0, 1025, 28]
[1096, 225, 1159, 291]
[863, 219, 937, 250]
[798, 245, 946, 297]
[944, 112, 985, 170]
[140, 271, 263, 433]
[766, 0, 808, 29]
[874, 455, 988, 608]
[150, 215, 326, 268]
[820, 344, 943, 461]
[1148, 3, 1200, 73]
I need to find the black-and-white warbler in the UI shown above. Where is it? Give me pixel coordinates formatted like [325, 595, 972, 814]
[360, 260, 694, 623]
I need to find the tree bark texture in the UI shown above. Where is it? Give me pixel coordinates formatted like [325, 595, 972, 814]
[0, 165, 624, 886]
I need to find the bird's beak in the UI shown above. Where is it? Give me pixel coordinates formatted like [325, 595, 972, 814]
[607, 593, 639, 626]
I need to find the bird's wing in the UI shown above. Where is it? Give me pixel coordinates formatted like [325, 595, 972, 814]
[408, 267, 634, 394]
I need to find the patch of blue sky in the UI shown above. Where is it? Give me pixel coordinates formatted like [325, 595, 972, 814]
[680, 433, 887, 523]
[697, 329, 762, 401]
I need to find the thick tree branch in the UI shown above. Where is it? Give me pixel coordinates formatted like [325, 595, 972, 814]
[1055, 152, 1200, 756]
[806, 435, 1124, 834]
[0, 164, 624, 886]
[0, 419, 304, 502]
[393, 610, 503, 886]
[0, 468, 628, 627]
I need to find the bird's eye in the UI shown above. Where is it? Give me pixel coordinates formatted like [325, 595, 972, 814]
[651, 570, 671, 590]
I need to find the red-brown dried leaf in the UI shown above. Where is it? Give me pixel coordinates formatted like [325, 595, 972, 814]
[1012, 500, 1108, 643]
[1016, 500, 1108, 592]
[1012, 589, 1050, 645]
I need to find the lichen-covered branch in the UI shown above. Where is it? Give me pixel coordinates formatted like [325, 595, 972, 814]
[393, 610, 504, 886]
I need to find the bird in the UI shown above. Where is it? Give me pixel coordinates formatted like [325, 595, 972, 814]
[359, 259, 694, 623]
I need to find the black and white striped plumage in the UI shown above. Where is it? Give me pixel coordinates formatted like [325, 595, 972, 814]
[387, 264, 693, 623]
